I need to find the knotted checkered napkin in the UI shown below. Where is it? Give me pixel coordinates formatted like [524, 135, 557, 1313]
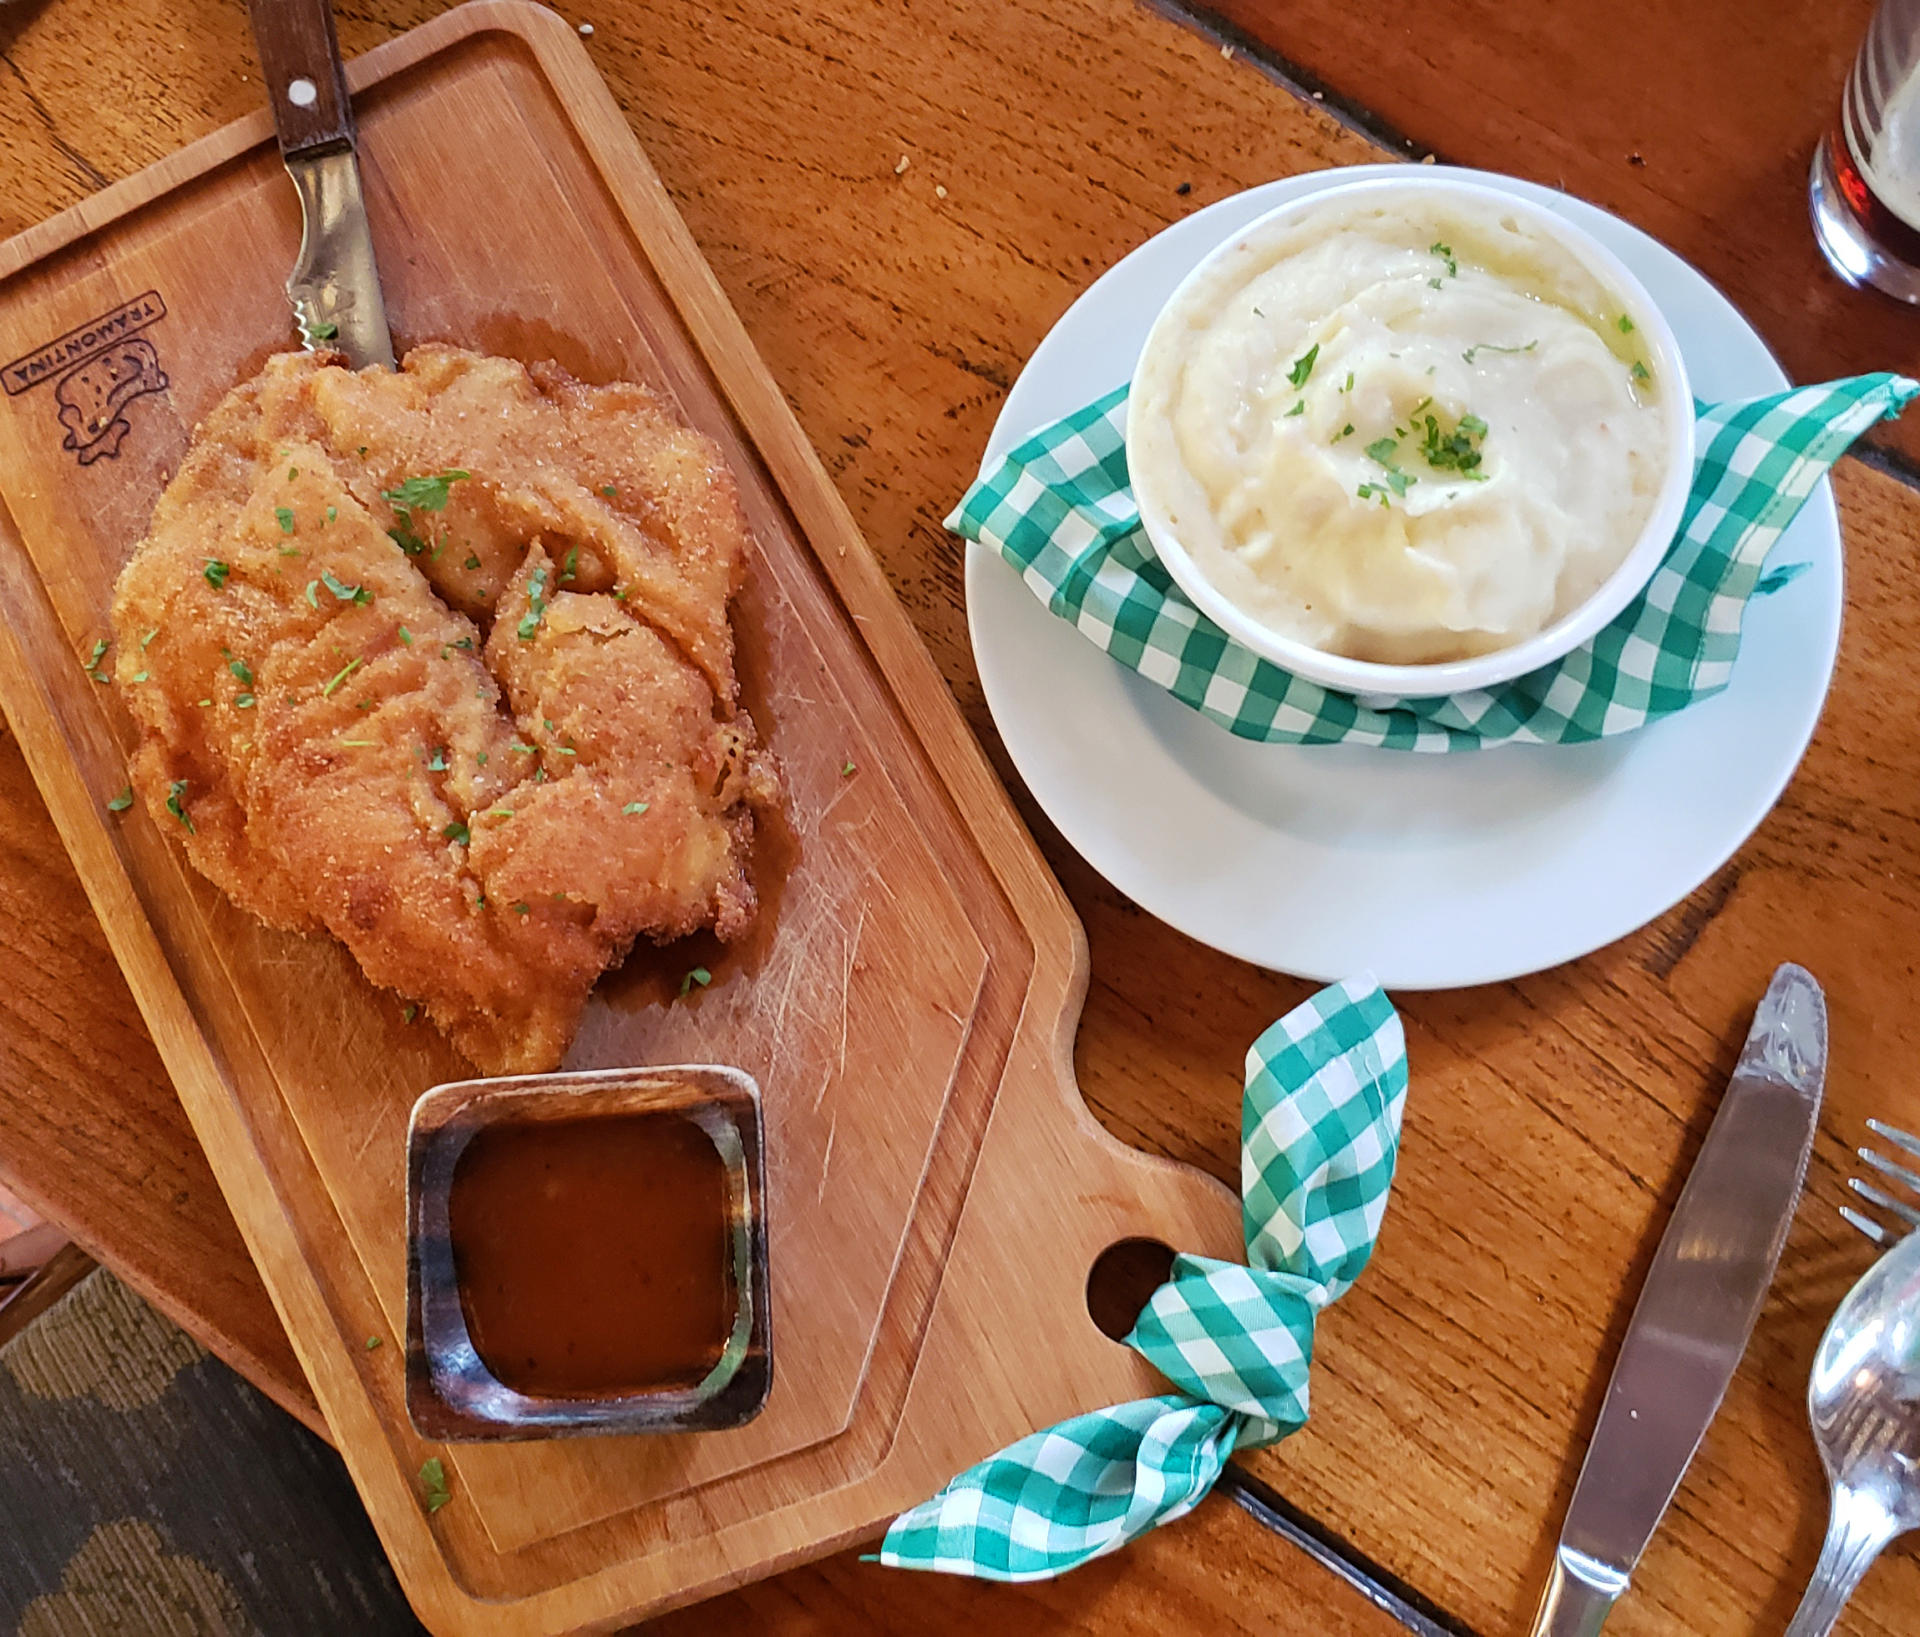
[877, 977, 1406, 1579]
[951, 375, 1916, 749]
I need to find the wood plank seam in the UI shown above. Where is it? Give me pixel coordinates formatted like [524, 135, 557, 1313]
[1145, 0, 1433, 164]
[1220, 1466, 1477, 1637]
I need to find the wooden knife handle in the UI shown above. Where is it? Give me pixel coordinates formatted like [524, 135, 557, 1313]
[245, 0, 355, 156]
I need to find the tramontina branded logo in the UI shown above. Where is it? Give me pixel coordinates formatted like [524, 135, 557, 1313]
[2, 290, 170, 465]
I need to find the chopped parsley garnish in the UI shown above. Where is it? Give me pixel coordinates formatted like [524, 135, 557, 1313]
[165, 779, 195, 834]
[383, 470, 469, 556]
[320, 569, 371, 605]
[366, 1334, 383, 1349]
[337, 738, 375, 748]
[1341, 371, 1355, 393]
[1285, 344, 1319, 388]
[623, 801, 649, 815]
[276, 506, 296, 534]
[420, 1458, 451, 1514]
[312, 321, 339, 341]
[397, 625, 413, 646]
[488, 807, 514, 820]
[384, 470, 470, 514]
[842, 759, 856, 776]
[321, 656, 363, 696]
[1357, 482, 1392, 506]
[1462, 340, 1537, 364]
[509, 743, 537, 755]
[442, 820, 470, 845]
[84, 638, 110, 682]
[287, 467, 298, 481]
[131, 670, 149, 684]
[1631, 360, 1651, 382]
[511, 901, 530, 916]
[1333, 423, 1354, 441]
[560, 545, 579, 582]
[1616, 314, 1635, 333]
[235, 693, 255, 708]
[227, 658, 253, 685]
[1417, 411, 1489, 477]
[278, 546, 302, 558]
[679, 966, 712, 997]
[107, 786, 134, 813]
[326, 505, 338, 524]
[401, 1006, 416, 1024]
[1430, 241, 1457, 278]
[427, 748, 448, 771]
[304, 581, 320, 609]
[600, 484, 618, 499]
[516, 565, 551, 641]
[476, 751, 488, 766]
[203, 559, 230, 590]
[1285, 399, 1306, 417]
[1362, 438, 1414, 497]
[462, 554, 481, 571]
[141, 628, 158, 649]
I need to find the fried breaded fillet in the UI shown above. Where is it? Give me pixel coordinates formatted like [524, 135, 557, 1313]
[110, 347, 777, 1074]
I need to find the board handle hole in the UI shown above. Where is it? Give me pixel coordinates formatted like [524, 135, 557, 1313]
[1085, 1237, 1176, 1341]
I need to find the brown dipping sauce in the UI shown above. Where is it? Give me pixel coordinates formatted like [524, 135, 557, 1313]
[447, 1110, 736, 1398]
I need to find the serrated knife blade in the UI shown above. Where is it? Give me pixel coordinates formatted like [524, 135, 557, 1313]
[246, 0, 395, 370]
[1529, 962, 1826, 1637]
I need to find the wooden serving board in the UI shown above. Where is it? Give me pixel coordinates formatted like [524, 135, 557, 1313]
[0, 3, 1239, 1630]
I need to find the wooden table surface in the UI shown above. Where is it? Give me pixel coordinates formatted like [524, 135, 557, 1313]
[1, 0, 1916, 1632]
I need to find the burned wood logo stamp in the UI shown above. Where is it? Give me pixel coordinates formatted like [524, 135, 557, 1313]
[2, 291, 170, 465]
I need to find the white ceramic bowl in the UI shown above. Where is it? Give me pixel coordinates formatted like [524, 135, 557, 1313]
[1126, 175, 1695, 699]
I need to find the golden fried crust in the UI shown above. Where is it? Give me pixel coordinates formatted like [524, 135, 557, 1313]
[110, 348, 775, 1075]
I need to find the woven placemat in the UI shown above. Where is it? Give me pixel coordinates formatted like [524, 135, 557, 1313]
[0, 1270, 421, 1637]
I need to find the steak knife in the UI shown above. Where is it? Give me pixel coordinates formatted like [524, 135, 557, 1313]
[246, 0, 395, 369]
[1530, 962, 1826, 1636]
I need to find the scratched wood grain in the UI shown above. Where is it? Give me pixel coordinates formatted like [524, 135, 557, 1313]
[0, 0, 1915, 1634]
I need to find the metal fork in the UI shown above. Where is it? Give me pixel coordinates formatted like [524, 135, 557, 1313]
[1839, 1119, 1920, 1244]
[1781, 1119, 1920, 1636]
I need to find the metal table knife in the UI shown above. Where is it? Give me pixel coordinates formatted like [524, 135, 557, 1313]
[1530, 962, 1827, 1637]
[245, 0, 394, 369]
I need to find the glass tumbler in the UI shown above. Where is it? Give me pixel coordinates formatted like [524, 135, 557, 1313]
[1812, 0, 1920, 301]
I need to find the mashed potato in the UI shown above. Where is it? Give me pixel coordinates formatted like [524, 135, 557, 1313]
[1129, 187, 1672, 664]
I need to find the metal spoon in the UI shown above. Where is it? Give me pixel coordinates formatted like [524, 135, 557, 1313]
[1784, 1228, 1920, 1635]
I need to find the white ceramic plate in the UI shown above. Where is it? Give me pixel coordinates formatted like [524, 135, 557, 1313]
[965, 164, 1842, 989]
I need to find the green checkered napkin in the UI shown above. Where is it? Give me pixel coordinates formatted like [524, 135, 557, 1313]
[953, 375, 1917, 749]
[877, 976, 1406, 1580]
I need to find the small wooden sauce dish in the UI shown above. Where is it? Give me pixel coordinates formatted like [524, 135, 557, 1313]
[404, 1065, 771, 1442]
